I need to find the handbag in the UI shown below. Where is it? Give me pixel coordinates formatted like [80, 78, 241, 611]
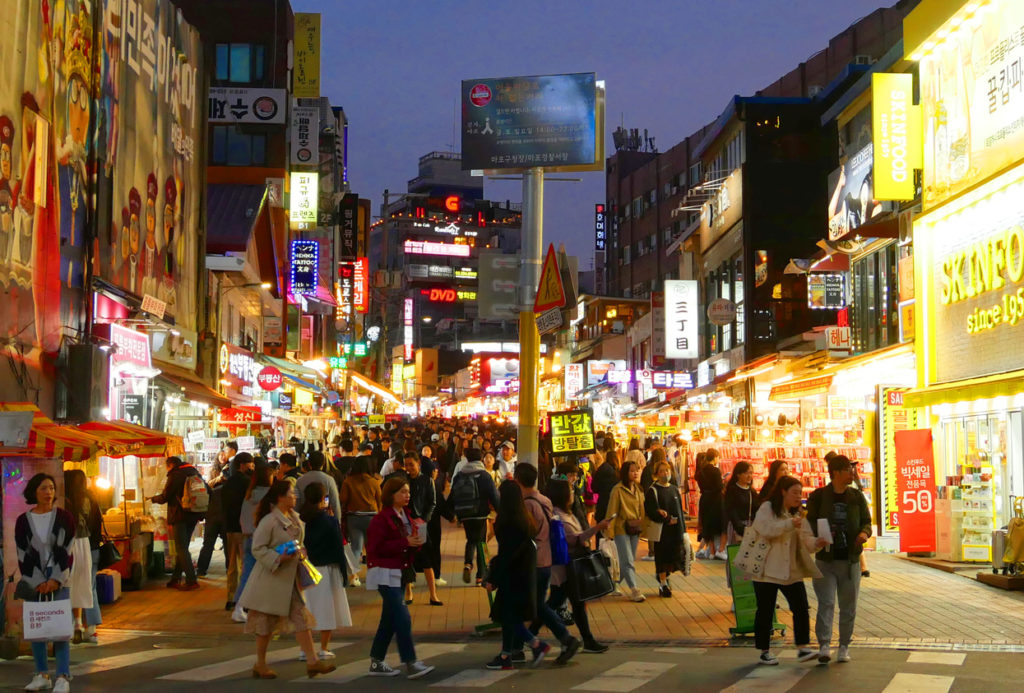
[732, 525, 770, 578]
[297, 558, 323, 589]
[624, 519, 644, 536]
[97, 517, 122, 570]
[22, 588, 73, 642]
[567, 549, 614, 602]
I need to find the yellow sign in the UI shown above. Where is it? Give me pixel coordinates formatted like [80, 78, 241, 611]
[368, 414, 385, 426]
[533, 243, 566, 313]
[293, 14, 321, 98]
[872, 73, 921, 201]
[880, 387, 919, 535]
[549, 408, 596, 455]
[914, 0, 1024, 209]
[289, 171, 319, 224]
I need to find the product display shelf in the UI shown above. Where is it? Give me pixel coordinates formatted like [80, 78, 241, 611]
[959, 465, 996, 562]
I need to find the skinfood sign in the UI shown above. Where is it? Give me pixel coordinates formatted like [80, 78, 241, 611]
[922, 165, 1024, 383]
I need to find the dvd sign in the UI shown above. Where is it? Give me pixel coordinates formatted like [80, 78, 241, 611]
[257, 366, 284, 391]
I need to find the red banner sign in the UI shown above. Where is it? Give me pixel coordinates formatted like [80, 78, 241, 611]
[894, 428, 937, 553]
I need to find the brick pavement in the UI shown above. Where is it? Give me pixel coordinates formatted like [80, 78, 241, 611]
[99, 521, 1024, 646]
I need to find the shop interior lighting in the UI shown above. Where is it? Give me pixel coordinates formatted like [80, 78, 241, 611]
[219, 378, 231, 386]
[94, 477, 112, 490]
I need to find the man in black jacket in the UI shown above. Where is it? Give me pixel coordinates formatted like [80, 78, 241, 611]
[150, 456, 205, 590]
[220, 452, 254, 611]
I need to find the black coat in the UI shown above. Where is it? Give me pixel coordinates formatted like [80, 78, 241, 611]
[152, 464, 204, 525]
[593, 462, 619, 522]
[221, 470, 252, 534]
[302, 509, 349, 579]
[489, 524, 537, 624]
[724, 484, 755, 537]
[408, 473, 436, 522]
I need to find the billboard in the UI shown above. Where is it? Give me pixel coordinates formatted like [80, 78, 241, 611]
[871, 73, 920, 202]
[664, 280, 698, 359]
[97, 0, 204, 330]
[461, 73, 602, 172]
[477, 250, 519, 319]
[208, 87, 286, 125]
[827, 143, 881, 241]
[293, 14, 321, 99]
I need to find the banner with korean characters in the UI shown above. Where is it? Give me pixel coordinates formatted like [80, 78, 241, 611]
[208, 87, 286, 125]
[894, 428, 937, 553]
[548, 407, 596, 456]
[97, 0, 204, 330]
[878, 386, 919, 535]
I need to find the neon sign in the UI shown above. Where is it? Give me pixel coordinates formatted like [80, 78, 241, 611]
[420, 288, 477, 302]
[290, 240, 319, 295]
[403, 239, 471, 257]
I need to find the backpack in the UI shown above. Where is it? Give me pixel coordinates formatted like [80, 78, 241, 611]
[181, 471, 210, 513]
[526, 496, 570, 566]
[449, 471, 482, 520]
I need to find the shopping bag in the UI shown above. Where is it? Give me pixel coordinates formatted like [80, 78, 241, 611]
[599, 538, 620, 583]
[22, 590, 73, 642]
[681, 532, 694, 577]
[647, 521, 664, 543]
[567, 550, 614, 602]
[732, 526, 769, 578]
[297, 558, 323, 589]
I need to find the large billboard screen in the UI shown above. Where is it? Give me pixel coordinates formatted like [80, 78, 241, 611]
[461, 73, 601, 172]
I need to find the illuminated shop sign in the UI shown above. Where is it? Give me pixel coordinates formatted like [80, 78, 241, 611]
[651, 371, 694, 390]
[606, 369, 631, 384]
[872, 73, 921, 202]
[219, 343, 257, 398]
[808, 273, 846, 310]
[289, 172, 319, 224]
[564, 363, 584, 399]
[420, 288, 477, 302]
[664, 280, 698, 359]
[290, 240, 319, 295]
[595, 203, 607, 250]
[403, 239, 471, 257]
[403, 298, 414, 361]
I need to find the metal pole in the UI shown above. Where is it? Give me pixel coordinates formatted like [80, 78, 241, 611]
[517, 168, 543, 468]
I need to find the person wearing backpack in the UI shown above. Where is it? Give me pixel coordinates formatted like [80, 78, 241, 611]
[150, 456, 207, 591]
[449, 448, 499, 586]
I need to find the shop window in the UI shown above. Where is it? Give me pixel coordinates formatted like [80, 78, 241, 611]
[704, 253, 744, 357]
[851, 243, 899, 353]
[215, 43, 267, 85]
[211, 126, 268, 166]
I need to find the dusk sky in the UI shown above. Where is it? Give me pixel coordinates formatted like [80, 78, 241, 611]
[296, 0, 897, 267]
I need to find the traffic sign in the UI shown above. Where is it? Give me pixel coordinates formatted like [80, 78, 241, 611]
[533, 244, 566, 313]
[536, 306, 563, 334]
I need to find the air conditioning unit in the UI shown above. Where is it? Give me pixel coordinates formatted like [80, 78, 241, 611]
[854, 54, 874, 66]
[60, 344, 110, 423]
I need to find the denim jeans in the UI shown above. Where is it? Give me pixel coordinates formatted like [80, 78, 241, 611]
[347, 514, 373, 564]
[233, 535, 256, 603]
[462, 519, 487, 577]
[370, 586, 416, 663]
[501, 622, 535, 655]
[614, 534, 640, 589]
[171, 518, 200, 584]
[83, 548, 102, 626]
[813, 559, 861, 648]
[516, 566, 569, 650]
[31, 640, 70, 677]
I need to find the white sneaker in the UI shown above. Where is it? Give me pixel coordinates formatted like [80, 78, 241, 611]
[25, 674, 52, 691]
[350, 576, 362, 587]
[837, 646, 850, 663]
[714, 550, 728, 561]
[818, 645, 831, 663]
[406, 661, 435, 680]
[231, 605, 247, 623]
[695, 548, 709, 560]
[630, 588, 646, 603]
[52, 678, 69, 693]
[298, 651, 307, 662]
[435, 578, 447, 587]
[317, 650, 336, 659]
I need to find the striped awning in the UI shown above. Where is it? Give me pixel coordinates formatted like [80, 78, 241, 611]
[0, 403, 102, 461]
[78, 420, 185, 458]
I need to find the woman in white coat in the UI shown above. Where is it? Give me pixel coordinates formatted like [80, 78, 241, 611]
[238, 480, 336, 679]
[747, 476, 827, 666]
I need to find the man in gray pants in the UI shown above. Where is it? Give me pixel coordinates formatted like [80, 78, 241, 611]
[806, 454, 871, 664]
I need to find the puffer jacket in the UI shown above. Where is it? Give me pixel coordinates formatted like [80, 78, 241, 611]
[750, 501, 822, 585]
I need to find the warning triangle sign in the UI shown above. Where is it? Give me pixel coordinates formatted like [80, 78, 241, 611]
[534, 243, 566, 313]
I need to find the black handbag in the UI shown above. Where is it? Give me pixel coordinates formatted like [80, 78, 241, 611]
[97, 518, 122, 570]
[567, 549, 614, 602]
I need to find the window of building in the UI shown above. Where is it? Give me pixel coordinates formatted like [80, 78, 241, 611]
[662, 226, 673, 245]
[632, 197, 643, 218]
[215, 43, 267, 84]
[704, 253, 744, 356]
[623, 246, 631, 264]
[211, 125, 268, 166]
[851, 242, 899, 353]
[648, 189, 657, 206]
[689, 162, 702, 186]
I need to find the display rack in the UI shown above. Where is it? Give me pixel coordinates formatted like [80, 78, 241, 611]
[959, 465, 996, 562]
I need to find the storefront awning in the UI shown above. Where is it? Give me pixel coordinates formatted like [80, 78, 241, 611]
[157, 369, 232, 409]
[206, 184, 268, 255]
[260, 355, 325, 390]
[769, 374, 834, 401]
[282, 373, 321, 393]
[903, 371, 1024, 410]
[0, 403, 103, 461]
[78, 420, 185, 458]
[350, 372, 402, 405]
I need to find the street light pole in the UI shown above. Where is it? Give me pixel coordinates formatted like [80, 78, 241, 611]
[517, 168, 543, 468]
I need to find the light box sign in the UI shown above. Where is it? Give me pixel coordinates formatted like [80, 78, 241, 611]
[461, 72, 600, 171]
[548, 408, 597, 455]
[293, 13, 321, 98]
[664, 280, 698, 359]
[219, 343, 257, 399]
[828, 143, 880, 240]
[420, 287, 477, 303]
[353, 257, 369, 313]
[651, 371, 694, 390]
[564, 363, 584, 399]
[209, 87, 287, 125]
[404, 239, 472, 257]
[607, 369, 632, 384]
[808, 273, 846, 310]
[595, 203, 607, 250]
[289, 172, 319, 224]
[403, 298, 414, 361]
[290, 240, 319, 295]
[290, 103, 320, 166]
[872, 73, 920, 202]
[110, 324, 153, 375]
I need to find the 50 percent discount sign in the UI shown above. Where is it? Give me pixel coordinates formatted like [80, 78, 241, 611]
[893, 428, 937, 553]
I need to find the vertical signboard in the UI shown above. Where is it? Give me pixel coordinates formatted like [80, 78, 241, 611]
[403, 297, 414, 361]
[293, 13, 321, 98]
[879, 386, 919, 535]
[664, 280, 698, 359]
[97, 0, 203, 328]
[290, 240, 318, 295]
[872, 73, 921, 202]
[894, 428, 937, 553]
[595, 204, 607, 250]
[289, 103, 320, 166]
[353, 257, 369, 313]
[289, 172, 318, 224]
[651, 291, 666, 365]
[338, 193, 358, 260]
[564, 363, 584, 400]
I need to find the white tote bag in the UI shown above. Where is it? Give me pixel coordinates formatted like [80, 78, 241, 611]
[23, 590, 74, 642]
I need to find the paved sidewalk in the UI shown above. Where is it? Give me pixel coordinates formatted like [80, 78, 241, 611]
[100, 521, 1024, 647]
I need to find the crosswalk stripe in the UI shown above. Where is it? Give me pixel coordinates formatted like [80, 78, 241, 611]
[653, 648, 707, 655]
[882, 673, 955, 693]
[572, 661, 675, 692]
[906, 652, 966, 666]
[429, 669, 518, 687]
[720, 666, 807, 693]
[291, 642, 466, 684]
[159, 643, 352, 681]
[71, 648, 200, 676]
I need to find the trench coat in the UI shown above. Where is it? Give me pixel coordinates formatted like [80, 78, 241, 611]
[238, 507, 305, 616]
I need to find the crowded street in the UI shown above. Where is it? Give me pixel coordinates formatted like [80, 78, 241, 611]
[3, 0, 1024, 691]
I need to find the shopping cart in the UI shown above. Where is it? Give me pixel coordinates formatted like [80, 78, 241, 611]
[726, 544, 784, 638]
[993, 496, 1024, 576]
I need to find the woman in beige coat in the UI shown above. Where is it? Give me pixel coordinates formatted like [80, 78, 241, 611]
[238, 480, 337, 679]
[748, 476, 827, 666]
[604, 460, 646, 602]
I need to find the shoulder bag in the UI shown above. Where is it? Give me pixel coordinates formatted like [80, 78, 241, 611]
[97, 516, 122, 570]
[732, 524, 770, 578]
[567, 549, 614, 602]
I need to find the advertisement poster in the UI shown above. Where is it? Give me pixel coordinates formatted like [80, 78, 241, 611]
[827, 143, 881, 240]
[807, 273, 846, 309]
[462, 73, 599, 171]
[879, 386, 919, 534]
[97, 0, 203, 331]
[548, 408, 596, 455]
[919, 0, 1024, 209]
[894, 428, 937, 553]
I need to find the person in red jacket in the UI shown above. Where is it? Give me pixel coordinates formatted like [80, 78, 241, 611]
[365, 478, 434, 680]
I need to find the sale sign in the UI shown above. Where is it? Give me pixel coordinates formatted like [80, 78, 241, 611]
[894, 428, 937, 553]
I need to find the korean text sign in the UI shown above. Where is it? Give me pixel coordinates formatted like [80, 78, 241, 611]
[664, 280, 698, 359]
[290, 240, 318, 295]
[461, 73, 598, 171]
[548, 408, 596, 455]
[894, 428, 937, 553]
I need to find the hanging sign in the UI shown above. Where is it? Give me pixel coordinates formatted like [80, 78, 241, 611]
[290, 240, 319, 295]
[894, 428, 937, 554]
[289, 172, 319, 224]
[257, 366, 283, 391]
[706, 298, 737, 326]
[664, 280, 698, 359]
[290, 103, 320, 166]
[548, 407, 597, 455]
[872, 73, 921, 202]
[564, 363, 584, 399]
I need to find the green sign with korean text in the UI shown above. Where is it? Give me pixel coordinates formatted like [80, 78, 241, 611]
[549, 408, 596, 456]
